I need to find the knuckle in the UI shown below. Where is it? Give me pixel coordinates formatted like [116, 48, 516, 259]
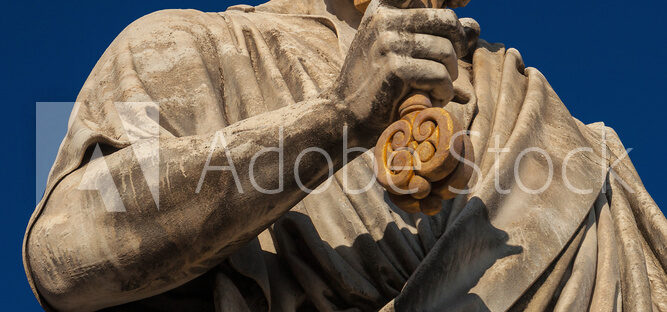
[433, 10, 461, 33]
[375, 31, 399, 55]
[385, 53, 399, 69]
[411, 33, 428, 49]
[391, 57, 412, 79]
[439, 41, 455, 58]
[437, 9, 459, 23]
[424, 65, 451, 85]
[441, 36, 455, 50]
[376, 31, 396, 47]
[434, 64, 451, 80]
[406, 10, 430, 29]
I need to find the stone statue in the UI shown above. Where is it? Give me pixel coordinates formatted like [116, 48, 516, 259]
[23, 0, 667, 311]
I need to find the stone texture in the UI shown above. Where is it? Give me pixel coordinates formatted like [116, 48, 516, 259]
[23, 0, 666, 311]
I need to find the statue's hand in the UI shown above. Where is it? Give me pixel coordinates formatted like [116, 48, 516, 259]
[325, 2, 477, 146]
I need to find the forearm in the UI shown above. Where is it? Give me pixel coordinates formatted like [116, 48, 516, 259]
[28, 96, 361, 311]
[169, 95, 360, 259]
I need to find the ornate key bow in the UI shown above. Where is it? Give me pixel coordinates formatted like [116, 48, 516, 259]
[355, 0, 475, 215]
[373, 92, 474, 215]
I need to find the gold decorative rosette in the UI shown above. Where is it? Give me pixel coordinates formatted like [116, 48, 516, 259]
[374, 92, 474, 215]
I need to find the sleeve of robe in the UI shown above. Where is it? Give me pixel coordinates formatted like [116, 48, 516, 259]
[22, 7, 346, 310]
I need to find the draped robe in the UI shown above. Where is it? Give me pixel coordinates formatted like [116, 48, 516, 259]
[24, 0, 667, 311]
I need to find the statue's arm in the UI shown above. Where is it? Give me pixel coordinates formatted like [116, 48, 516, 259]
[26, 6, 471, 311]
[27, 95, 357, 311]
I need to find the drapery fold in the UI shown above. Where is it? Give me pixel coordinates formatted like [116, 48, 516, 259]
[24, 2, 666, 311]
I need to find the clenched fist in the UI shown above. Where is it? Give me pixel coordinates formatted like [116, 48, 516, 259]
[325, 0, 478, 146]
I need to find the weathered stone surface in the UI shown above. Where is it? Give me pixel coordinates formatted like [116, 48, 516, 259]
[24, 0, 666, 311]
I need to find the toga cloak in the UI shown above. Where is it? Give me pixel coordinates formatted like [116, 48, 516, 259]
[24, 0, 667, 311]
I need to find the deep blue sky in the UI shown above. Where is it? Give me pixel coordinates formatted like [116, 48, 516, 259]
[2, 0, 665, 310]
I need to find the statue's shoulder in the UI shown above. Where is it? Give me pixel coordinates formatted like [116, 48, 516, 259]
[226, 4, 257, 13]
[120, 6, 300, 42]
[117, 9, 227, 44]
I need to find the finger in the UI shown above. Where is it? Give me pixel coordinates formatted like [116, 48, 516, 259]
[391, 56, 455, 103]
[378, 32, 458, 81]
[408, 34, 458, 81]
[382, 8, 467, 56]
